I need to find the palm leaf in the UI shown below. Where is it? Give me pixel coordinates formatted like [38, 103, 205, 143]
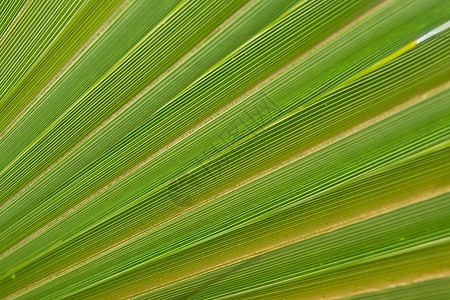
[0, 0, 448, 299]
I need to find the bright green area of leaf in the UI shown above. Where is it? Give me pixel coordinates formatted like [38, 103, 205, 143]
[0, 0, 127, 133]
[0, 0, 448, 298]
[0, 0, 249, 200]
[0, 0, 85, 106]
[0, 1, 27, 39]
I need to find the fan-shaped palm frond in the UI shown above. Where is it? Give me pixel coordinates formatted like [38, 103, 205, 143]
[0, 0, 449, 299]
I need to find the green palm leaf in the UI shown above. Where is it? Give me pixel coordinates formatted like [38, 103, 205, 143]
[0, 0, 448, 299]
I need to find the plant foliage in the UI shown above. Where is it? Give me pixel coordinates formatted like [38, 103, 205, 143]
[0, 0, 449, 299]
